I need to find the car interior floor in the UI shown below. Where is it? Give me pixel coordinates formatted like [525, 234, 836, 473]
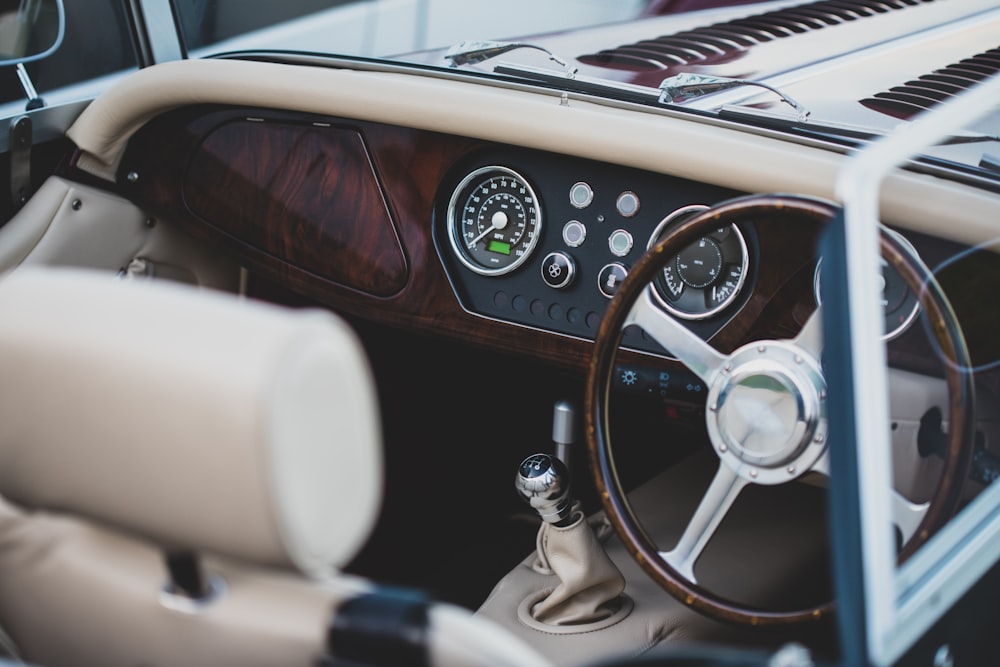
[250, 276, 841, 658]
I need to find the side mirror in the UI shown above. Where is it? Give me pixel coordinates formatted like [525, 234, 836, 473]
[0, 0, 64, 67]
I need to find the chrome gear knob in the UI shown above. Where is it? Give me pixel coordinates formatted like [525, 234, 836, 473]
[516, 453, 574, 526]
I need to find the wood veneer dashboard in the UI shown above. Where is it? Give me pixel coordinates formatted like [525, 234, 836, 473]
[111, 103, 980, 379]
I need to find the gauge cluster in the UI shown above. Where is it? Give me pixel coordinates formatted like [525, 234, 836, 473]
[813, 227, 922, 341]
[434, 147, 753, 356]
[434, 148, 929, 357]
[647, 206, 749, 321]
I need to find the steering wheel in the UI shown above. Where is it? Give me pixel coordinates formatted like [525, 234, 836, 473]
[585, 194, 974, 626]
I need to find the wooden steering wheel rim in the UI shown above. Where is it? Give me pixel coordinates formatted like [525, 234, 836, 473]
[585, 194, 975, 627]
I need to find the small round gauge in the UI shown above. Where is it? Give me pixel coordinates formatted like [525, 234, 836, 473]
[446, 166, 542, 276]
[648, 206, 749, 320]
[813, 228, 921, 341]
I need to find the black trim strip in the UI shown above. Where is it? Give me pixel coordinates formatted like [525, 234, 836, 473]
[326, 587, 431, 667]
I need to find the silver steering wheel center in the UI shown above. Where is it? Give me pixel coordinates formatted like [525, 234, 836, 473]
[706, 341, 827, 485]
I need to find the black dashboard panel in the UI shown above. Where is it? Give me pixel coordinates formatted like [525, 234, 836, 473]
[432, 146, 752, 356]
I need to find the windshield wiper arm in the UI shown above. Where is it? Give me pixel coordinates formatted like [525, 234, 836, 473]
[445, 40, 578, 78]
[659, 73, 810, 122]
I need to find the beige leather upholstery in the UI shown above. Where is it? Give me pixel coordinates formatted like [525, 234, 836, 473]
[0, 267, 553, 667]
[526, 510, 628, 627]
[0, 267, 382, 575]
[477, 451, 830, 666]
[0, 176, 239, 291]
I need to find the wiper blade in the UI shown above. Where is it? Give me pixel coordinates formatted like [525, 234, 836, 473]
[659, 73, 811, 123]
[492, 62, 665, 105]
[444, 40, 578, 78]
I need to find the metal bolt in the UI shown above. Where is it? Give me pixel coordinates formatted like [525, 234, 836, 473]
[814, 434, 825, 444]
[794, 355, 803, 364]
[749, 469, 758, 479]
[126, 171, 139, 184]
[719, 444, 728, 453]
[71, 199, 82, 211]
[757, 345, 766, 353]
[787, 466, 796, 475]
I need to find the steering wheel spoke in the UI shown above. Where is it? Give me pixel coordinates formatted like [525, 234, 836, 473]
[792, 306, 823, 359]
[627, 288, 727, 384]
[661, 462, 747, 584]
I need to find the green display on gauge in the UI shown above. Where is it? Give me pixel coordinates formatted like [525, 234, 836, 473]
[487, 239, 512, 255]
[446, 166, 542, 276]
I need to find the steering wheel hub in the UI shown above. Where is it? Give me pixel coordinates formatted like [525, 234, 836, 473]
[707, 341, 827, 484]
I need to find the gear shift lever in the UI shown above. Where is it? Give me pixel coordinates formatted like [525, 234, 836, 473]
[507, 405, 629, 628]
[515, 453, 575, 527]
[551, 399, 576, 469]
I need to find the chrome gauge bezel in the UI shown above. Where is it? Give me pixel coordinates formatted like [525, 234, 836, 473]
[647, 205, 750, 321]
[813, 227, 922, 342]
[446, 165, 542, 276]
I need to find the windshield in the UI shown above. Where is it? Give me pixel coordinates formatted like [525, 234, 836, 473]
[176, 0, 655, 59]
[167, 0, 1000, 185]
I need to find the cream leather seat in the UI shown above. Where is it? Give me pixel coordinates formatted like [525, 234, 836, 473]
[0, 267, 553, 667]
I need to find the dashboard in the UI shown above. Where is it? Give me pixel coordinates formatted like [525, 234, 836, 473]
[103, 97, 1000, 400]
[113, 104, 811, 373]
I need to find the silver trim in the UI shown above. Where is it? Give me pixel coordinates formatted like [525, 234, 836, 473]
[834, 66, 1000, 667]
[608, 229, 633, 258]
[598, 262, 628, 300]
[569, 181, 593, 209]
[0, 99, 88, 152]
[159, 573, 226, 614]
[444, 40, 577, 78]
[812, 228, 921, 343]
[541, 251, 574, 290]
[706, 341, 828, 480]
[658, 74, 810, 123]
[445, 165, 542, 277]
[562, 220, 587, 248]
[615, 191, 640, 218]
[646, 205, 749, 321]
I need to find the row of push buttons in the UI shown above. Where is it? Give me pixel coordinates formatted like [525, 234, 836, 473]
[492, 290, 655, 346]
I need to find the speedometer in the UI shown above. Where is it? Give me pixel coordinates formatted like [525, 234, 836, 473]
[446, 166, 542, 276]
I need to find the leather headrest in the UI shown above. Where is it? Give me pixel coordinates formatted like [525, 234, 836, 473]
[0, 268, 382, 577]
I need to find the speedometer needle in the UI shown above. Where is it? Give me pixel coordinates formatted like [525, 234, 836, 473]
[468, 212, 509, 247]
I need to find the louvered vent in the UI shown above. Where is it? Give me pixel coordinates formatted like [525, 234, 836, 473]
[578, 0, 936, 71]
[860, 47, 1000, 119]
